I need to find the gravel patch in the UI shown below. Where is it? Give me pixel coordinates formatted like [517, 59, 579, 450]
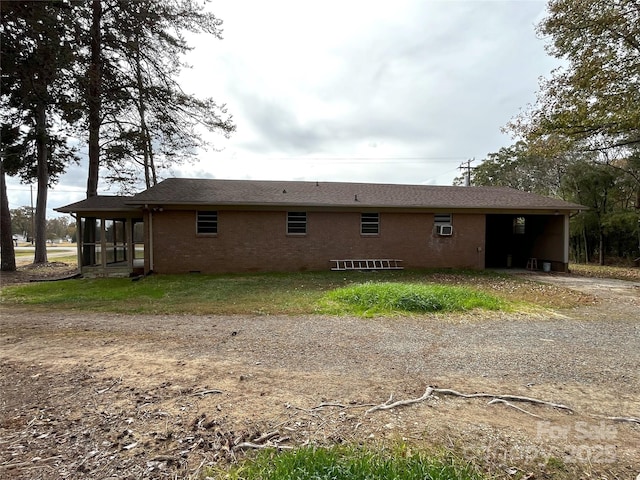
[1, 274, 639, 479]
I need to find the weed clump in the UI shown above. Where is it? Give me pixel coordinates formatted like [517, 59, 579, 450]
[322, 282, 506, 316]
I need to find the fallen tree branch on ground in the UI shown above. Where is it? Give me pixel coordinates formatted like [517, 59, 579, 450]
[311, 402, 377, 410]
[232, 431, 293, 451]
[233, 441, 294, 451]
[364, 385, 574, 416]
[487, 398, 543, 419]
[366, 387, 434, 414]
[590, 415, 640, 425]
[191, 389, 223, 397]
[431, 387, 574, 413]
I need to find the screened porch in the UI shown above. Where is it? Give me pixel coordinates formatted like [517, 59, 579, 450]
[76, 216, 145, 277]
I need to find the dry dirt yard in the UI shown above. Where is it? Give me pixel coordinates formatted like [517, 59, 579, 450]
[1, 271, 639, 479]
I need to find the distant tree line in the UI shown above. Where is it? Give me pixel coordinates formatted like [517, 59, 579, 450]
[1, 0, 235, 271]
[456, 0, 640, 265]
[9, 207, 76, 243]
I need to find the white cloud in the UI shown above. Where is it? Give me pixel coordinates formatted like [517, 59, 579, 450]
[6, 0, 560, 217]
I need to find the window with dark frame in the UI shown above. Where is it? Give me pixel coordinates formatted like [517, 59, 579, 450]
[361, 213, 379, 235]
[197, 211, 218, 234]
[513, 216, 526, 235]
[434, 213, 453, 236]
[434, 213, 452, 225]
[287, 211, 307, 234]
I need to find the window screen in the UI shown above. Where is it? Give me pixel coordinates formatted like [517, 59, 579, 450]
[434, 213, 452, 225]
[287, 212, 307, 234]
[197, 211, 218, 234]
[361, 213, 379, 234]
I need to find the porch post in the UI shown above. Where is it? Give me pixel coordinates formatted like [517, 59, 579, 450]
[127, 218, 134, 270]
[75, 215, 82, 273]
[563, 214, 570, 272]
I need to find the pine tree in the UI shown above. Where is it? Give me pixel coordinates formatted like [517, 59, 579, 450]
[1, 1, 78, 264]
[80, 0, 235, 194]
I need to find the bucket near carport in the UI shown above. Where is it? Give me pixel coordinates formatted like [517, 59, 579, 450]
[543, 262, 551, 272]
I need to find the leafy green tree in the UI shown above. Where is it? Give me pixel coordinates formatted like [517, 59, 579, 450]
[9, 207, 35, 240]
[603, 210, 639, 258]
[510, 0, 640, 150]
[498, 0, 640, 263]
[46, 216, 75, 241]
[1, 1, 79, 264]
[563, 162, 616, 265]
[465, 140, 639, 264]
[455, 140, 575, 197]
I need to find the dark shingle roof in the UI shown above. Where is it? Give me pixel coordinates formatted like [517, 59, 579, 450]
[124, 178, 585, 212]
[55, 196, 139, 213]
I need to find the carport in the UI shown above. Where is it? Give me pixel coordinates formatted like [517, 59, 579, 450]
[485, 213, 569, 271]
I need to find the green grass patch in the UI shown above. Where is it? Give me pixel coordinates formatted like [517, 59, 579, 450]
[320, 281, 507, 316]
[48, 255, 78, 264]
[1, 277, 165, 312]
[210, 444, 486, 480]
[1, 271, 336, 315]
[1, 269, 565, 315]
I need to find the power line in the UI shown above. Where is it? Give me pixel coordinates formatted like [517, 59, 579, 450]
[458, 158, 475, 186]
[254, 156, 466, 160]
[6, 187, 85, 193]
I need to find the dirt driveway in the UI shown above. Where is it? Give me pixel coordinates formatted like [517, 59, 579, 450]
[1, 273, 639, 479]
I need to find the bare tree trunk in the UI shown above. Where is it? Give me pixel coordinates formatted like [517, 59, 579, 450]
[598, 230, 605, 266]
[583, 227, 589, 263]
[146, 127, 157, 186]
[34, 102, 49, 264]
[135, 46, 151, 189]
[637, 187, 640, 258]
[0, 160, 17, 272]
[636, 187, 640, 259]
[598, 184, 609, 266]
[133, 33, 157, 189]
[82, 0, 102, 271]
[86, 0, 102, 198]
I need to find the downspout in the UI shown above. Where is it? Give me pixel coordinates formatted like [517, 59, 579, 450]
[148, 209, 154, 273]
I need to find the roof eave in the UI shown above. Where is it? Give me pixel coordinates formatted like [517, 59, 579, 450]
[54, 207, 141, 214]
[124, 200, 585, 212]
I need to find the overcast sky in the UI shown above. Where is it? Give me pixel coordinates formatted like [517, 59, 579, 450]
[7, 0, 560, 217]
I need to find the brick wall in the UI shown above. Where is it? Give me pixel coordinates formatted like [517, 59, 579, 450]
[149, 209, 486, 273]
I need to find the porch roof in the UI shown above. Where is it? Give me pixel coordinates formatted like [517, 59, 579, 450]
[55, 195, 139, 214]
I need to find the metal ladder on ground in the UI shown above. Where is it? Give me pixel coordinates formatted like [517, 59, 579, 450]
[330, 259, 404, 271]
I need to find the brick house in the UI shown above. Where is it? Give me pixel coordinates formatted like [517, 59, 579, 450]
[55, 178, 585, 276]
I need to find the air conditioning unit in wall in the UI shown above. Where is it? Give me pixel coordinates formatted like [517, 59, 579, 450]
[436, 224, 453, 236]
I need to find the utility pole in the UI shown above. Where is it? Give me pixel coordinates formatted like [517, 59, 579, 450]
[458, 158, 475, 186]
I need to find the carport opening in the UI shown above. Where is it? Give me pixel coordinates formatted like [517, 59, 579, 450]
[485, 214, 565, 270]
